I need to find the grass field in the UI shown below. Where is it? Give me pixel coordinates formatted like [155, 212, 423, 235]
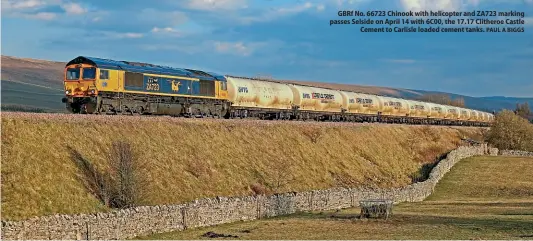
[140, 156, 533, 240]
[1, 112, 485, 221]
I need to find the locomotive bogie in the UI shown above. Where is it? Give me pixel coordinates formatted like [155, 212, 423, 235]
[95, 92, 229, 117]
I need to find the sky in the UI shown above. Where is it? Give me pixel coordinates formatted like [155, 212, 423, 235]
[2, 0, 533, 97]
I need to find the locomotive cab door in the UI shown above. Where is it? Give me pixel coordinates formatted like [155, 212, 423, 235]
[218, 81, 228, 99]
[118, 71, 124, 92]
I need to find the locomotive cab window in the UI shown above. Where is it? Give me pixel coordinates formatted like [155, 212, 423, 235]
[221, 81, 227, 90]
[99, 69, 109, 80]
[83, 67, 96, 79]
[66, 67, 80, 80]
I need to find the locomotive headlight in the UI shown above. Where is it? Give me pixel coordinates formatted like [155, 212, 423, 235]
[65, 90, 70, 95]
[90, 89, 95, 94]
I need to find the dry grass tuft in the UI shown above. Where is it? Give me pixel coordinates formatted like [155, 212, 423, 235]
[68, 141, 144, 209]
[68, 146, 114, 208]
[301, 126, 324, 143]
[1, 112, 485, 221]
[250, 183, 270, 195]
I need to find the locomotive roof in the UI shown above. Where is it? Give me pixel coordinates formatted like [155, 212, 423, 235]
[66, 56, 226, 81]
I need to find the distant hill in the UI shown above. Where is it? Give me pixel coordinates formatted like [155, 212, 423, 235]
[1, 55, 532, 113]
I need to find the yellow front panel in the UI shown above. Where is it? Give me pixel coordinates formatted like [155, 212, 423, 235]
[218, 89, 228, 99]
[64, 81, 95, 96]
[97, 69, 123, 92]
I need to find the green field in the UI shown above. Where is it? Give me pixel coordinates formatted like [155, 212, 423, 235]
[1, 80, 65, 112]
[139, 156, 533, 240]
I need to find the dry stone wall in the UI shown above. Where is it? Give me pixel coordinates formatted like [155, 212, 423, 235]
[2, 144, 518, 240]
[499, 149, 533, 157]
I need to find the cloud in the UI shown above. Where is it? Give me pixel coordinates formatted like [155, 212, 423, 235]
[275, 2, 330, 15]
[3, 0, 532, 98]
[27, 12, 57, 20]
[214, 41, 253, 56]
[117, 33, 143, 39]
[140, 42, 209, 54]
[47, 8, 189, 35]
[186, 0, 248, 11]
[97, 32, 144, 39]
[1, 0, 61, 15]
[276, 2, 314, 14]
[174, 1, 333, 27]
[61, 2, 87, 15]
[151, 27, 179, 33]
[1, 0, 58, 20]
[2, 0, 87, 18]
[7, 11, 58, 20]
[151, 27, 182, 37]
[2, 0, 46, 10]
[138, 9, 188, 27]
[234, 2, 327, 24]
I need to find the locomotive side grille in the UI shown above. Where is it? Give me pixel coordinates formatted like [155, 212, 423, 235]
[125, 72, 144, 88]
[199, 80, 215, 96]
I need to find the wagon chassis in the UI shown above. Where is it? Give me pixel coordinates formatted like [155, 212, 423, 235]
[228, 106, 487, 126]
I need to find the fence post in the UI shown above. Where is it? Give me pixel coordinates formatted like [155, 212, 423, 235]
[181, 208, 187, 230]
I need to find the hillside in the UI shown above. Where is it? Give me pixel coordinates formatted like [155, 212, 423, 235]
[1, 55, 65, 87]
[2, 55, 532, 113]
[1, 112, 485, 221]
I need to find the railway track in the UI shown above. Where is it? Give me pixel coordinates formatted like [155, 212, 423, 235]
[1, 111, 488, 129]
